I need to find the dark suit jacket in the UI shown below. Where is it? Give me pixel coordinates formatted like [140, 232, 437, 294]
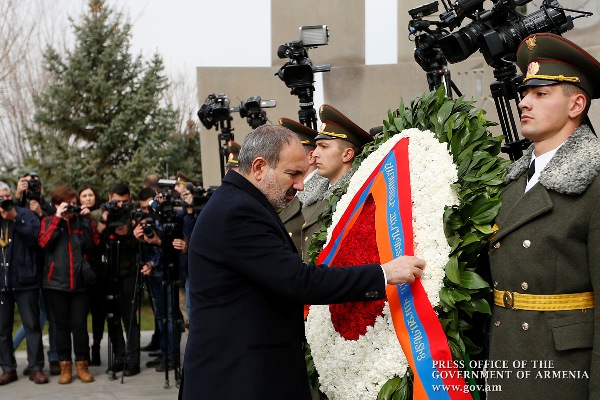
[180, 171, 385, 400]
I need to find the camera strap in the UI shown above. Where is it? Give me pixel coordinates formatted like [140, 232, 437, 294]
[0, 221, 9, 248]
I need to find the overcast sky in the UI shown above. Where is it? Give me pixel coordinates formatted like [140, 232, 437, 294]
[56, 0, 398, 75]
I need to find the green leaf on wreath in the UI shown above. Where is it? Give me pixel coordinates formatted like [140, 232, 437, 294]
[445, 256, 461, 285]
[377, 376, 401, 400]
[460, 271, 490, 289]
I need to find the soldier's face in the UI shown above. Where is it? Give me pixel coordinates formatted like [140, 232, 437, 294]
[518, 85, 574, 143]
[313, 139, 347, 182]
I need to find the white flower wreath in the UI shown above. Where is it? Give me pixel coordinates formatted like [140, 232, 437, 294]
[305, 128, 459, 400]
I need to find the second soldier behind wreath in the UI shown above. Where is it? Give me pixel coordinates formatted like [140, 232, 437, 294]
[278, 118, 327, 258]
[301, 104, 374, 262]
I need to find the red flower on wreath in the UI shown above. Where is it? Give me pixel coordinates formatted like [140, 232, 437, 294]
[329, 195, 386, 340]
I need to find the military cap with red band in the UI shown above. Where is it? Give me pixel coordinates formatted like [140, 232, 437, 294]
[517, 33, 600, 99]
[315, 104, 374, 147]
[279, 117, 319, 146]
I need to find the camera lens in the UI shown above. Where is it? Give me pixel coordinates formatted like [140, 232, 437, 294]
[143, 224, 154, 238]
[0, 198, 14, 211]
[438, 20, 487, 64]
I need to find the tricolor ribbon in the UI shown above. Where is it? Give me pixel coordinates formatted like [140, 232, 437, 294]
[317, 138, 471, 399]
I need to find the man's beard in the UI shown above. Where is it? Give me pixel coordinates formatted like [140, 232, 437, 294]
[262, 169, 296, 210]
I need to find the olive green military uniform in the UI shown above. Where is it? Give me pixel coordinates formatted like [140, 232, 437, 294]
[488, 33, 600, 400]
[278, 118, 322, 260]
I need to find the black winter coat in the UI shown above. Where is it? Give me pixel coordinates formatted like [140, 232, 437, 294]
[0, 206, 41, 291]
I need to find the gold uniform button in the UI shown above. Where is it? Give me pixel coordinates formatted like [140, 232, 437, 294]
[521, 282, 529, 291]
[523, 240, 531, 248]
[494, 242, 501, 249]
[494, 281, 498, 288]
[494, 320, 501, 327]
[304, 236, 309, 242]
[522, 322, 529, 331]
[288, 232, 293, 237]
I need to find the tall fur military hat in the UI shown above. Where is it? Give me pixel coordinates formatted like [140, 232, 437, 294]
[279, 118, 318, 146]
[315, 104, 374, 147]
[517, 33, 600, 99]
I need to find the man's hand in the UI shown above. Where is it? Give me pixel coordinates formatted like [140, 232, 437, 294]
[15, 178, 28, 200]
[140, 263, 152, 276]
[381, 256, 426, 285]
[133, 224, 145, 241]
[173, 238, 187, 253]
[29, 199, 42, 218]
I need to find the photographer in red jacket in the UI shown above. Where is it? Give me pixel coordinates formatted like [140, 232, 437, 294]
[39, 187, 100, 384]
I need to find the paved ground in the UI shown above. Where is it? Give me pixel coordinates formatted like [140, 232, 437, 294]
[2, 331, 185, 400]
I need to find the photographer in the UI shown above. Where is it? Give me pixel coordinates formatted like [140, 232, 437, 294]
[14, 172, 54, 218]
[39, 187, 99, 384]
[92, 183, 149, 377]
[135, 187, 182, 373]
[0, 182, 47, 385]
[12, 172, 60, 376]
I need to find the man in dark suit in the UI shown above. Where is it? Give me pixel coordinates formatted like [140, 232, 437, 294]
[488, 34, 600, 399]
[180, 124, 426, 400]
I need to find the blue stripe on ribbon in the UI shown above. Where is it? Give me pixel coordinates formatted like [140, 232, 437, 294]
[321, 178, 375, 266]
[398, 283, 450, 398]
[385, 150, 450, 399]
[381, 152, 404, 259]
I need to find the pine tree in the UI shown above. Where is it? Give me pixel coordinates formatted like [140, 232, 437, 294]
[27, 0, 187, 197]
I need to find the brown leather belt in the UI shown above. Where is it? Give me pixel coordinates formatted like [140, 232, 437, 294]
[493, 289, 594, 311]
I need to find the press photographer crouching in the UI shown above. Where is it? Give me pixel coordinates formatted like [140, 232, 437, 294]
[135, 187, 183, 377]
[0, 182, 47, 385]
[92, 183, 150, 378]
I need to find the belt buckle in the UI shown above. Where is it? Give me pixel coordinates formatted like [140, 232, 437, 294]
[503, 291, 514, 309]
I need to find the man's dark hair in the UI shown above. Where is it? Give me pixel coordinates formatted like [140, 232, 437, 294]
[238, 125, 299, 174]
[138, 187, 156, 202]
[143, 174, 160, 191]
[110, 183, 130, 197]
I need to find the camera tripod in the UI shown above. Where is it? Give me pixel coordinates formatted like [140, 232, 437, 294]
[104, 233, 142, 382]
[216, 118, 234, 178]
[290, 85, 319, 131]
[150, 219, 183, 389]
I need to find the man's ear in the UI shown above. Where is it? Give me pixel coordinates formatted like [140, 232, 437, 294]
[569, 93, 587, 119]
[308, 149, 316, 165]
[251, 157, 269, 181]
[342, 147, 355, 163]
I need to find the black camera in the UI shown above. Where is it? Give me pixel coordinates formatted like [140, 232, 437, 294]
[276, 25, 330, 89]
[101, 200, 132, 214]
[65, 204, 82, 215]
[0, 196, 14, 212]
[132, 208, 149, 225]
[437, 0, 573, 64]
[142, 217, 155, 238]
[101, 200, 132, 231]
[238, 96, 277, 129]
[197, 93, 233, 130]
[25, 172, 42, 203]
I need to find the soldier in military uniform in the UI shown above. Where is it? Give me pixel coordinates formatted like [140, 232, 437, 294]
[488, 33, 600, 399]
[302, 104, 374, 263]
[278, 118, 327, 257]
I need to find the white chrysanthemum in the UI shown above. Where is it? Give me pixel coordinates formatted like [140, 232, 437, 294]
[305, 129, 458, 400]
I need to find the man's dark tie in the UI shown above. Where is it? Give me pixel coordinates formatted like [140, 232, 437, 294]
[527, 159, 536, 182]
